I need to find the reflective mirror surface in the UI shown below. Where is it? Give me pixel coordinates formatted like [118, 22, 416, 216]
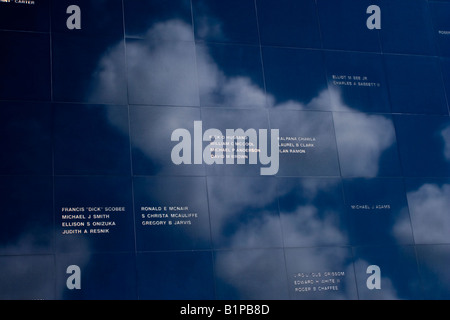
[1, 0, 450, 300]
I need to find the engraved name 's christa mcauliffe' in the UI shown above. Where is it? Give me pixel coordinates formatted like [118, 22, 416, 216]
[171, 121, 280, 176]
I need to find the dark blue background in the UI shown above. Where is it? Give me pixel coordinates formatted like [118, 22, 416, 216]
[0, 0, 449, 300]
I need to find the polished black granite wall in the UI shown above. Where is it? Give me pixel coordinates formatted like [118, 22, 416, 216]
[1, 0, 450, 300]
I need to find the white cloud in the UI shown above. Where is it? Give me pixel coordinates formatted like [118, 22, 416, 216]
[92, 20, 396, 180]
[88, 18, 403, 299]
[281, 204, 347, 247]
[333, 110, 396, 177]
[398, 183, 450, 244]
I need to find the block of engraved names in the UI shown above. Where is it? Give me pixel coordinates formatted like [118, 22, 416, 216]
[343, 178, 414, 246]
[200, 108, 272, 176]
[54, 176, 134, 253]
[284, 247, 357, 300]
[324, 51, 390, 113]
[353, 246, 423, 300]
[269, 110, 340, 176]
[133, 176, 211, 251]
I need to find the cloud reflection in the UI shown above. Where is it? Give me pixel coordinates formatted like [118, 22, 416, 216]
[400, 183, 450, 244]
[88, 18, 407, 299]
[92, 18, 397, 180]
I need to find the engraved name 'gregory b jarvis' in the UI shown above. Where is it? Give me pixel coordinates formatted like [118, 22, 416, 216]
[171, 121, 280, 176]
